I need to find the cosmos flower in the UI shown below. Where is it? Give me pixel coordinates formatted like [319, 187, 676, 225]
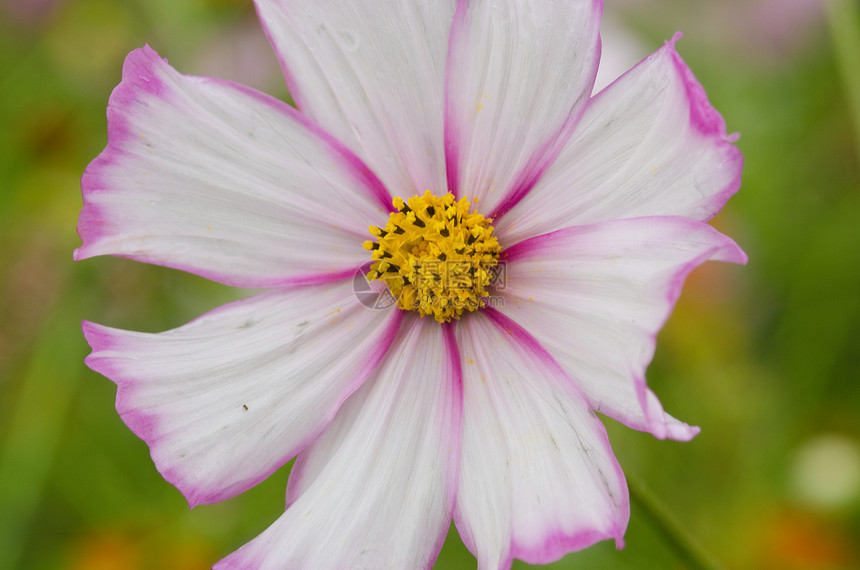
[76, 1, 745, 568]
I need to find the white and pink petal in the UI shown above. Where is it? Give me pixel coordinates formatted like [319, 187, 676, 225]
[215, 315, 462, 570]
[500, 216, 747, 440]
[254, 0, 456, 199]
[83, 280, 401, 507]
[445, 0, 602, 217]
[495, 34, 743, 243]
[454, 310, 628, 570]
[76, 46, 390, 288]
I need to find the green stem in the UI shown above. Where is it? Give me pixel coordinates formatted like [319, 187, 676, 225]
[627, 474, 724, 570]
[826, 0, 860, 167]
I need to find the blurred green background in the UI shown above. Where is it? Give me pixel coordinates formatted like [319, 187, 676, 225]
[1, 0, 859, 568]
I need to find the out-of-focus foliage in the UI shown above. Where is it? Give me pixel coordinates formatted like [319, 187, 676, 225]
[0, 0, 858, 568]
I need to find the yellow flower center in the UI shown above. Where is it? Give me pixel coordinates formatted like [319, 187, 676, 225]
[363, 191, 501, 323]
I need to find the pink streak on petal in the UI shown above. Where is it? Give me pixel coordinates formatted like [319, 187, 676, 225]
[442, 320, 465, 465]
[629, 240, 745, 441]
[488, 23, 604, 221]
[188, 308, 402, 508]
[636, 235, 745, 437]
[443, 0, 603, 217]
[497, 35, 744, 242]
[201, 77, 393, 212]
[285, 308, 410, 508]
[486, 114, 581, 220]
[84, 304, 405, 508]
[227, 313, 457, 569]
[82, 320, 161, 443]
[252, 0, 308, 113]
[75, 45, 165, 250]
[498, 227, 556, 262]
[667, 32, 724, 140]
[75, 46, 389, 286]
[81, 45, 391, 244]
[482, 307, 630, 558]
[502, 216, 745, 442]
[443, 0, 468, 198]
[285, 315, 463, 521]
[664, 33, 744, 219]
[430, 320, 465, 566]
[501, 215, 747, 266]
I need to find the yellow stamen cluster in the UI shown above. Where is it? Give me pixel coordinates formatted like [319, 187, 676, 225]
[363, 191, 501, 322]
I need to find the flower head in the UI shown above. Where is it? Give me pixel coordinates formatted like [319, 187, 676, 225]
[365, 191, 502, 321]
[77, 1, 745, 568]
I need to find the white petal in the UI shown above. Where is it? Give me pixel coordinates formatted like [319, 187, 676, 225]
[215, 315, 461, 570]
[254, 0, 456, 198]
[496, 35, 743, 244]
[454, 310, 628, 570]
[444, 0, 601, 217]
[76, 46, 391, 287]
[500, 216, 747, 440]
[83, 280, 402, 506]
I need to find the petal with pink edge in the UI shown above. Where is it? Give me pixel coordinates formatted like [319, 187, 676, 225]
[254, 0, 456, 199]
[83, 280, 401, 506]
[76, 46, 391, 288]
[454, 310, 628, 570]
[215, 315, 461, 570]
[444, 0, 602, 218]
[495, 34, 743, 244]
[501, 216, 747, 440]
